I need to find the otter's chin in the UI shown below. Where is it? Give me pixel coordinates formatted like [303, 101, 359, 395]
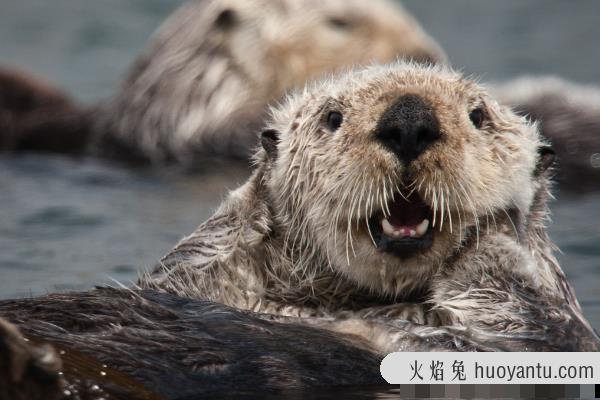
[367, 190, 434, 259]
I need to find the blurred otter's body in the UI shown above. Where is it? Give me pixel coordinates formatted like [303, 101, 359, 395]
[100, 0, 444, 163]
[0, 0, 444, 164]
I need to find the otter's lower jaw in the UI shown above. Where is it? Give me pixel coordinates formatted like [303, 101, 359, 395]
[367, 191, 434, 259]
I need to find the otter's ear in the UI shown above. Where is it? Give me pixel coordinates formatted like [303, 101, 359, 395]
[214, 8, 237, 30]
[261, 129, 281, 160]
[535, 145, 556, 175]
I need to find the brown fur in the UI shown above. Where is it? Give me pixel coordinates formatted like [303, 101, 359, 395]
[0, 68, 93, 155]
[0, 289, 384, 399]
[0, 288, 512, 399]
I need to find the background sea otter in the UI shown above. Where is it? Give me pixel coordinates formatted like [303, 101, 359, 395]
[0, 0, 597, 189]
[0, 0, 444, 163]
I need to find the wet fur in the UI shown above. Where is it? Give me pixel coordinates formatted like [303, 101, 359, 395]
[141, 63, 599, 351]
[0, 288, 475, 399]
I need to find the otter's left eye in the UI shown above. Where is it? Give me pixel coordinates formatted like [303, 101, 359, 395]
[469, 107, 485, 129]
[328, 17, 353, 30]
[327, 111, 343, 131]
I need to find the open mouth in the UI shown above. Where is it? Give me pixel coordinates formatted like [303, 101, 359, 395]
[367, 190, 434, 258]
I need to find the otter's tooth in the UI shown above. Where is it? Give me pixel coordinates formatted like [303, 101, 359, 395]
[415, 219, 430, 237]
[381, 218, 395, 236]
[409, 230, 416, 237]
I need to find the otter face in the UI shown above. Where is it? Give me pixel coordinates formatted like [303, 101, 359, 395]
[264, 63, 542, 298]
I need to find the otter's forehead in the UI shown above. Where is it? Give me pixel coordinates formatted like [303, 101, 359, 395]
[270, 64, 484, 129]
[331, 65, 479, 102]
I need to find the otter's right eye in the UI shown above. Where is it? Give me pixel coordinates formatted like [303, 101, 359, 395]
[327, 111, 343, 132]
[469, 107, 485, 129]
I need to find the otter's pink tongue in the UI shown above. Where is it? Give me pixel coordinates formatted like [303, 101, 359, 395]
[381, 192, 430, 239]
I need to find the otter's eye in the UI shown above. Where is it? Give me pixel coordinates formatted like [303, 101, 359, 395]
[215, 9, 236, 30]
[327, 111, 343, 131]
[469, 107, 485, 129]
[328, 17, 353, 30]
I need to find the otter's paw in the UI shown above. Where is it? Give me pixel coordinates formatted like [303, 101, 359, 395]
[0, 318, 63, 400]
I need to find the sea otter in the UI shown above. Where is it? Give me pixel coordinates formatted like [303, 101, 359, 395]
[140, 62, 598, 352]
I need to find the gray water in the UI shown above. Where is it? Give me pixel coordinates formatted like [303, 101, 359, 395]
[0, 0, 599, 334]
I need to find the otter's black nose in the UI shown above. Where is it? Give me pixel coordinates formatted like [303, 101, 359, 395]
[376, 94, 440, 164]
